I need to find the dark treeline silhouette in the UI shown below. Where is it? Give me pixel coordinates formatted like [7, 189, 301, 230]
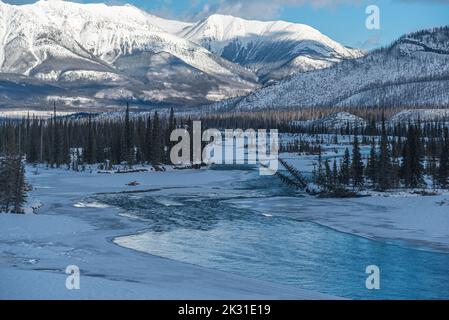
[0, 104, 185, 213]
[2, 105, 447, 168]
[0, 105, 178, 171]
[197, 106, 449, 137]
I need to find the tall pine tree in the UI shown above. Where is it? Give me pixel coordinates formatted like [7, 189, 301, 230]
[351, 135, 364, 189]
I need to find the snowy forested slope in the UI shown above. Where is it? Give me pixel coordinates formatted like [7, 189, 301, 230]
[230, 27, 449, 110]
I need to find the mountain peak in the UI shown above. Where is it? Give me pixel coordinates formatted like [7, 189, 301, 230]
[180, 13, 363, 82]
[204, 13, 238, 20]
[204, 13, 305, 25]
[0, 0, 259, 108]
[196, 13, 319, 37]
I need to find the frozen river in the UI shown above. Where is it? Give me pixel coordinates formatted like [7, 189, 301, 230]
[2, 165, 449, 299]
[97, 170, 449, 300]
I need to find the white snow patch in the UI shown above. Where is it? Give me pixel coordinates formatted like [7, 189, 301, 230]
[60, 70, 122, 82]
[73, 201, 110, 209]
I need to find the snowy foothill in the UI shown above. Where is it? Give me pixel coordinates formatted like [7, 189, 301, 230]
[232, 27, 449, 111]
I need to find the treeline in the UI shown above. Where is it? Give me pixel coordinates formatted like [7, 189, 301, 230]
[0, 105, 179, 170]
[300, 115, 449, 138]
[0, 104, 180, 213]
[3, 105, 448, 170]
[2, 102, 449, 207]
[0, 154, 27, 213]
[197, 106, 449, 137]
[312, 117, 449, 195]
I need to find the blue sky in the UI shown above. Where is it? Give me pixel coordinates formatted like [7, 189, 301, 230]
[4, 0, 449, 49]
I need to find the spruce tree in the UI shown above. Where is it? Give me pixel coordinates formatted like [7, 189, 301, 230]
[332, 158, 338, 188]
[0, 155, 26, 213]
[0, 157, 11, 212]
[51, 102, 63, 167]
[151, 111, 162, 164]
[124, 102, 133, 167]
[437, 127, 449, 189]
[401, 125, 425, 188]
[145, 115, 152, 163]
[377, 114, 393, 191]
[351, 135, 364, 189]
[366, 139, 377, 187]
[11, 156, 27, 213]
[27, 118, 39, 163]
[85, 115, 96, 164]
[324, 159, 332, 192]
[315, 147, 324, 187]
[339, 148, 351, 186]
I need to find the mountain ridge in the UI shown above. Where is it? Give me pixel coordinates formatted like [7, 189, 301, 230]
[0, 0, 262, 108]
[9, 0, 445, 113]
[226, 26, 449, 111]
[179, 13, 364, 82]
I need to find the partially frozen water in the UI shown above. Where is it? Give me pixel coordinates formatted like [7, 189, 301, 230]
[97, 170, 449, 299]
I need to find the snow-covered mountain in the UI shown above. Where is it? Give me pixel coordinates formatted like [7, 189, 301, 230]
[0, 0, 258, 108]
[3, 1, 444, 113]
[0, 1, 364, 110]
[179, 14, 363, 83]
[228, 27, 449, 111]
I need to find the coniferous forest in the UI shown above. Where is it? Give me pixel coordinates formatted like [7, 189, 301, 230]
[0, 104, 177, 213]
[1, 105, 449, 212]
[310, 120, 449, 196]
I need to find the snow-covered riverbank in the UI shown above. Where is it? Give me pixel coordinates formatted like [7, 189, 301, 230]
[0, 167, 333, 300]
[228, 192, 449, 253]
[2, 163, 449, 299]
[278, 150, 449, 252]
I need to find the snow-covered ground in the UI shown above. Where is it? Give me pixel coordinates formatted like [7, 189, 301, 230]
[229, 190, 449, 253]
[0, 166, 333, 300]
[277, 137, 449, 252]
[2, 148, 449, 299]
